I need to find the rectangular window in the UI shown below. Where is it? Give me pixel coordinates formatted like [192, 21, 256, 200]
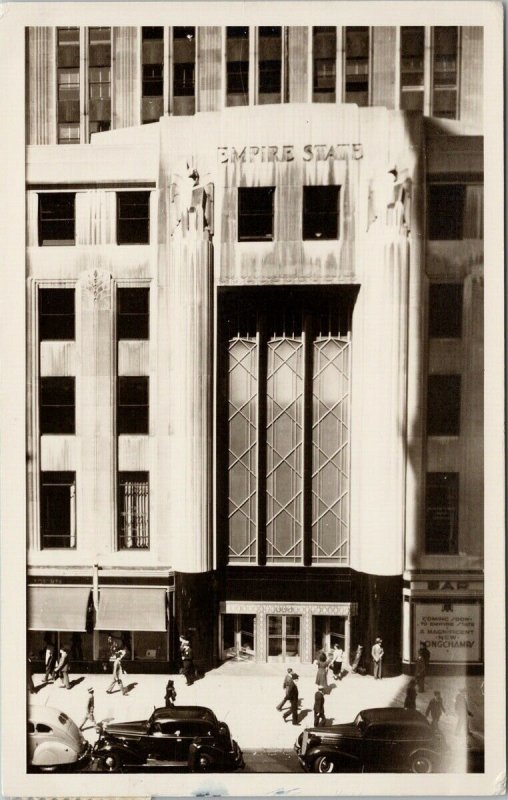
[40, 472, 76, 549]
[303, 186, 340, 240]
[425, 472, 459, 554]
[88, 27, 111, 140]
[173, 27, 195, 114]
[400, 26, 425, 111]
[428, 184, 483, 240]
[39, 288, 75, 341]
[313, 27, 336, 102]
[428, 284, 463, 338]
[432, 26, 458, 119]
[38, 193, 75, 246]
[427, 374, 461, 436]
[142, 27, 164, 122]
[345, 27, 369, 106]
[118, 472, 149, 549]
[117, 376, 149, 434]
[117, 192, 150, 245]
[57, 28, 80, 143]
[258, 27, 282, 103]
[238, 187, 274, 241]
[40, 377, 75, 434]
[226, 27, 249, 106]
[117, 288, 149, 340]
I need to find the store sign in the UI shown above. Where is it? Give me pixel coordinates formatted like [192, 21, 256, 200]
[414, 603, 481, 663]
[218, 143, 363, 164]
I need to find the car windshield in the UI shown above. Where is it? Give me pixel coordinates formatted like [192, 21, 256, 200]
[353, 711, 366, 727]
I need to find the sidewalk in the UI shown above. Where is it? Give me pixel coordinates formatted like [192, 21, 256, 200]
[30, 662, 483, 767]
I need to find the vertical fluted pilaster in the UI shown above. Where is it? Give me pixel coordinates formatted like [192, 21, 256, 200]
[371, 27, 396, 110]
[288, 27, 309, 103]
[112, 27, 140, 130]
[460, 27, 483, 127]
[26, 27, 56, 145]
[197, 27, 222, 112]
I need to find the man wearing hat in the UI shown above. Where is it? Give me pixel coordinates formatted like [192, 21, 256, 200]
[371, 637, 384, 679]
[282, 673, 300, 726]
[79, 687, 96, 731]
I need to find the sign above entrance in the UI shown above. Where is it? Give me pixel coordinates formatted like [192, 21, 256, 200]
[414, 602, 482, 663]
[218, 144, 364, 164]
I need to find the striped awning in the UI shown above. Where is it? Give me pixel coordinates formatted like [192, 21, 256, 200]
[96, 587, 167, 632]
[29, 586, 91, 632]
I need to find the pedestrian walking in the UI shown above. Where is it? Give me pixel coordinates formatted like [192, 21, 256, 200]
[351, 644, 365, 674]
[276, 668, 294, 711]
[418, 641, 431, 670]
[27, 653, 36, 694]
[454, 687, 473, 735]
[331, 644, 344, 680]
[414, 653, 426, 692]
[79, 688, 97, 730]
[282, 673, 300, 726]
[165, 679, 177, 708]
[181, 642, 195, 686]
[314, 651, 330, 689]
[313, 687, 326, 727]
[54, 645, 71, 690]
[404, 680, 417, 710]
[371, 637, 384, 679]
[426, 691, 446, 731]
[43, 639, 57, 683]
[106, 647, 128, 695]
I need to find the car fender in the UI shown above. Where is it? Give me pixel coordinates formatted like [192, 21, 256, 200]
[32, 740, 77, 767]
[94, 738, 142, 764]
[306, 745, 362, 770]
[188, 740, 223, 770]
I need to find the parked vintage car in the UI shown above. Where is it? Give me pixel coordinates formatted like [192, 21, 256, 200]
[295, 707, 444, 773]
[92, 705, 244, 772]
[28, 705, 91, 772]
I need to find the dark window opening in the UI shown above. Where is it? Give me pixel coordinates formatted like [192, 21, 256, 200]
[40, 377, 75, 434]
[227, 27, 249, 39]
[142, 26, 164, 40]
[40, 471, 76, 549]
[142, 27, 164, 122]
[173, 63, 195, 96]
[400, 26, 425, 111]
[313, 27, 336, 100]
[142, 64, 164, 97]
[117, 376, 149, 434]
[259, 59, 282, 95]
[117, 288, 150, 340]
[174, 27, 195, 40]
[118, 472, 149, 549]
[432, 26, 458, 119]
[227, 61, 249, 95]
[39, 288, 75, 341]
[427, 374, 461, 436]
[425, 472, 459, 554]
[57, 28, 80, 143]
[238, 187, 274, 241]
[428, 284, 463, 338]
[345, 27, 369, 106]
[227, 28, 249, 105]
[259, 27, 282, 101]
[117, 192, 150, 245]
[303, 186, 340, 240]
[38, 193, 75, 246]
[88, 28, 111, 141]
[428, 184, 484, 241]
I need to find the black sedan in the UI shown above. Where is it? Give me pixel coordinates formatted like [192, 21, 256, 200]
[295, 707, 444, 774]
[92, 705, 244, 773]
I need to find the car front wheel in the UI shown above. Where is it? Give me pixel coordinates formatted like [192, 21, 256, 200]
[100, 751, 123, 772]
[313, 755, 336, 773]
[409, 751, 434, 774]
[195, 753, 214, 772]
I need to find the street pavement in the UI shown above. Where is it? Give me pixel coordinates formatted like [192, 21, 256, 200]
[29, 661, 484, 772]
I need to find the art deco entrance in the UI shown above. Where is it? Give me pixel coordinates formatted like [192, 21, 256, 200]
[221, 614, 255, 661]
[267, 614, 301, 662]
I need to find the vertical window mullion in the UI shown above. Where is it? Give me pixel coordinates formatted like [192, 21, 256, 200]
[302, 314, 313, 567]
[257, 312, 267, 566]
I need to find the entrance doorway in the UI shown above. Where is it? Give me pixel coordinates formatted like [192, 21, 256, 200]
[221, 614, 255, 661]
[313, 616, 345, 660]
[267, 615, 301, 662]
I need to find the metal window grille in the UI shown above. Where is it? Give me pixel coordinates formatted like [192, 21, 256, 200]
[118, 475, 150, 549]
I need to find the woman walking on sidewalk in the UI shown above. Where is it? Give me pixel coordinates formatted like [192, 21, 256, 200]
[314, 651, 331, 690]
[107, 647, 128, 695]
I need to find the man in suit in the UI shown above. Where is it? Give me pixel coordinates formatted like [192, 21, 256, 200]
[371, 637, 384, 679]
[181, 642, 195, 686]
[44, 639, 57, 683]
[282, 673, 300, 726]
[313, 687, 325, 727]
[276, 668, 294, 711]
[54, 645, 71, 690]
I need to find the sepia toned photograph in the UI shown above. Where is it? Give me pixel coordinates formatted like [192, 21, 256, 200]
[0, 1, 505, 796]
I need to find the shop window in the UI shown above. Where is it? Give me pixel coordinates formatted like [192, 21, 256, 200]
[432, 27, 458, 119]
[117, 287, 149, 340]
[258, 27, 282, 103]
[40, 377, 75, 434]
[427, 374, 461, 436]
[400, 26, 425, 111]
[88, 27, 111, 140]
[173, 27, 195, 114]
[66, 631, 93, 661]
[428, 184, 483, 240]
[57, 28, 80, 143]
[303, 186, 340, 240]
[226, 27, 249, 106]
[142, 27, 164, 122]
[345, 27, 369, 106]
[222, 614, 255, 660]
[38, 193, 75, 246]
[98, 631, 132, 660]
[39, 288, 75, 341]
[238, 186, 274, 241]
[118, 472, 149, 549]
[313, 27, 336, 102]
[40, 472, 76, 549]
[117, 376, 149, 434]
[428, 284, 463, 338]
[134, 630, 166, 660]
[425, 472, 459, 554]
[117, 192, 150, 245]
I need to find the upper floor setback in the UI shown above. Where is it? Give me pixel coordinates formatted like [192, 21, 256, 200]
[27, 25, 483, 145]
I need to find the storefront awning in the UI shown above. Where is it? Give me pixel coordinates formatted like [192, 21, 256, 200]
[96, 588, 167, 632]
[29, 586, 91, 632]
